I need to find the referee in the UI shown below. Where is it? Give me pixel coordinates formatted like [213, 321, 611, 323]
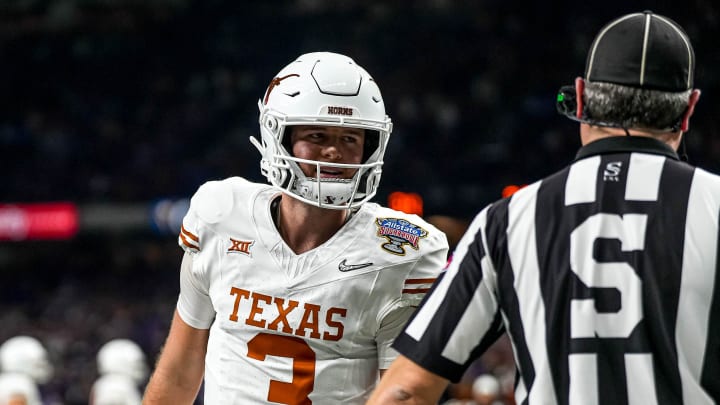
[368, 11, 718, 405]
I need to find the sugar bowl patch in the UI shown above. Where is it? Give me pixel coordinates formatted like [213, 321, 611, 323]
[375, 218, 427, 255]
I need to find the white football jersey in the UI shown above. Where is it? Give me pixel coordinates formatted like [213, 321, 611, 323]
[176, 177, 448, 404]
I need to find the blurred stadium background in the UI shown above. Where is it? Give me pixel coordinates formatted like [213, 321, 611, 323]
[1, 0, 718, 403]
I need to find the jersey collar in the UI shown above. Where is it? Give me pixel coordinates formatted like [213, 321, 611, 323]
[574, 136, 680, 162]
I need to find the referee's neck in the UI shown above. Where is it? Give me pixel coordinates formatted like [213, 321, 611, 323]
[580, 124, 681, 151]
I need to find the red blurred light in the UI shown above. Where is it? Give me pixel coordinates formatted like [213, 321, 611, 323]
[388, 191, 424, 216]
[0, 202, 79, 241]
[502, 184, 527, 198]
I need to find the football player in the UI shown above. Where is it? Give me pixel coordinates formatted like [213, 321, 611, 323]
[0, 336, 53, 385]
[143, 52, 449, 404]
[0, 336, 52, 405]
[0, 373, 42, 405]
[89, 339, 147, 405]
[95, 339, 148, 385]
[90, 374, 142, 405]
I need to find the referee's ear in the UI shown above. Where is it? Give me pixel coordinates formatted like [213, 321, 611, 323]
[574, 77, 585, 119]
[680, 89, 701, 132]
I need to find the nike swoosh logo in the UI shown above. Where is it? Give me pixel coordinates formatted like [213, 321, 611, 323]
[338, 259, 374, 272]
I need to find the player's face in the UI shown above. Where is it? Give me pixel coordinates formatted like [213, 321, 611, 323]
[290, 125, 365, 179]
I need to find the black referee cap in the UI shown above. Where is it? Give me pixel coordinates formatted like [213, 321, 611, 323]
[585, 11, 694, 92]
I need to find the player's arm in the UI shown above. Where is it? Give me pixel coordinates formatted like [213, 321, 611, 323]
[375, 220, 449, 374]
[367, 355, 449, 405]
[143, 310, 209, 404]
[371, 207, 500, 404]
[376, 304, 418, 377]
[144, 252, 215, 404]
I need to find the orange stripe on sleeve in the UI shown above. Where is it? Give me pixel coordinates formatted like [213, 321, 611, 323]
[179, 232, 200, 251]
[404, 278, 437, 285]
[401, 288, 431, 294]
[181, 225, 199, 242]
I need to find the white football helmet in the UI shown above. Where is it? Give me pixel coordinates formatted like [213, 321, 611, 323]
[0, 336, 53, 384]
[0, 373, 42, 405]
[90, 373, 142, 405]
[96, 339, 148, 384]
[251, 51, 393, 209]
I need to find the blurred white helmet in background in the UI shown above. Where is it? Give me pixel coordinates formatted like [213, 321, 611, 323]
[96, 339, 148, 384]
[0, 336, 53, 384]
[251, 51, 393, 210]
[472, 373, 500, 396]
[0, 373, 42, 405]
[90, 373, 142, 405]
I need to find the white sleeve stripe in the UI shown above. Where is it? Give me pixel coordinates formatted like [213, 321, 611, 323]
[404, 208, 488, 342]
[440, 251, 498, 364]
[508, 181, 558, 404]
[677, 168, 720, 405]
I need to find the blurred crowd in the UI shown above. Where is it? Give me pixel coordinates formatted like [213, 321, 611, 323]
[2, 0, 720, 403]
[0, 334, 147, 404]
[0, 236, 177, 404]
[3, 0, 717, 216]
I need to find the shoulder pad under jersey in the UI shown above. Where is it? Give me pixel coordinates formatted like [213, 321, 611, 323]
[179, 177, 253, 253]
[191, 178, 249, 224]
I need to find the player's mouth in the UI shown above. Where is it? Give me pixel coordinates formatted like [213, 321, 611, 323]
[318, 168, 344, 179]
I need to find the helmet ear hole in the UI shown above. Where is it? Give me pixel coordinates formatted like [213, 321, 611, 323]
[281, 127, 294, 156]
[271, 166, 289, 188]
[264, 116, 278, 132]
[362, 130, 380, 163]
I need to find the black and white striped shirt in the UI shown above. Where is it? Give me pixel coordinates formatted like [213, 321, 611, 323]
[394, 136, 720, 405]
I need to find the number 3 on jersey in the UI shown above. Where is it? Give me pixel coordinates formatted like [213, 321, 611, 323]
[247, 333, 315, 405]
[569, 213, 658, 405]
